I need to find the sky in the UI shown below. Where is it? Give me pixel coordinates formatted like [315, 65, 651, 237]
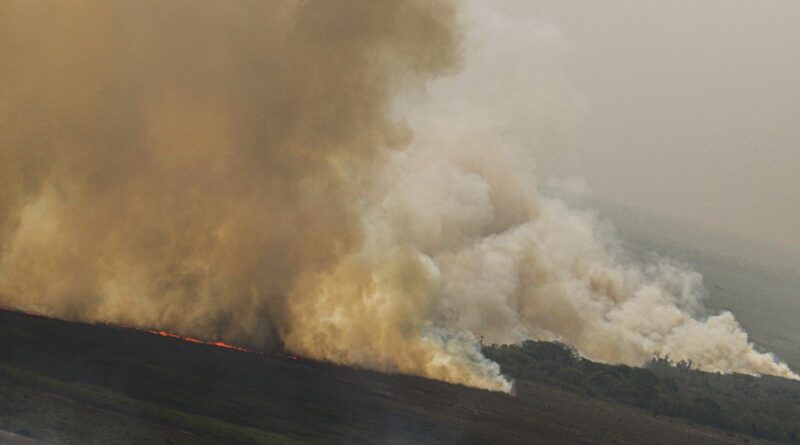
[2, 0, 796, 388]
[469, 1, 800, 253]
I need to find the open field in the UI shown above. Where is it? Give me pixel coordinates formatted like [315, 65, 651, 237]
[0, 309, 778, 444]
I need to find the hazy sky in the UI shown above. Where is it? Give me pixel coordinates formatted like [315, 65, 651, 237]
[478, 1, 800, 252]
[1, 0, 794, 386]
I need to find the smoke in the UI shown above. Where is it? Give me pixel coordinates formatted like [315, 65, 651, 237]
[0, 0, 459, 346]
[0, 1, 795, 392]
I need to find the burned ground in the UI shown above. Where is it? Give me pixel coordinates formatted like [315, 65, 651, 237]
[0, 309, 782, 444]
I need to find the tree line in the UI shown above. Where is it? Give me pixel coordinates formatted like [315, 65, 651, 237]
[484, 341, 800, 443]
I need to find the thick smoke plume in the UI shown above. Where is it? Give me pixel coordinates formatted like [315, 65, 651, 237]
[0, 1, 795, 392]
[0, 0, 459, 347]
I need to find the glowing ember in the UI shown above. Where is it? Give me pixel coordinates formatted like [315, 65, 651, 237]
[1, 306, 265, 356]
[144, 329, 254, 353]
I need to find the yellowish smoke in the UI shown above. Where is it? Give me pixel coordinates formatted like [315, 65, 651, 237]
[0, 1, 794, 392]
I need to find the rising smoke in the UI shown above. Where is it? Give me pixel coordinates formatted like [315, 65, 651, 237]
[0, 1, 794, 393]
[0, 0, 460, 348]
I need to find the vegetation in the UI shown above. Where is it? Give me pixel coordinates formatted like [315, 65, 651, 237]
[485, 341, 800, 443]
[1, 308, 796, 444]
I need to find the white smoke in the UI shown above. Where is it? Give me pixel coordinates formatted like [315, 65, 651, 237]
[286, 2, 798, 390]
[1, 1, 794, 393]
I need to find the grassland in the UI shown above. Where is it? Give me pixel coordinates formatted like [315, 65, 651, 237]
[0, 309, 788, 444]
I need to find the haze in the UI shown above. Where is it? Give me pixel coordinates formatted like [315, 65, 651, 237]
[1, 0, 797, 391]
[481, 1, 800, 256]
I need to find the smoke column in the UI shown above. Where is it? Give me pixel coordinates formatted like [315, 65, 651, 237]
[0, 1, 794, 392]
[0, 0, 460, 347]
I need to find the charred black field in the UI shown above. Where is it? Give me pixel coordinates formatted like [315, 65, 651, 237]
[1, 308, 796, 445]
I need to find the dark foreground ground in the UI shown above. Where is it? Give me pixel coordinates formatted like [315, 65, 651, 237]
[0, 309, 780, 444]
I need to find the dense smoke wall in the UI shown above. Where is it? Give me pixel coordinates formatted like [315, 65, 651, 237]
[0, 1, 794, 392]
[0, 0, 459, 347]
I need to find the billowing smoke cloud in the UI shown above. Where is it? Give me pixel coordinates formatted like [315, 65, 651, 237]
[0, 1, 795, 393]
[0, 0, 459, 346]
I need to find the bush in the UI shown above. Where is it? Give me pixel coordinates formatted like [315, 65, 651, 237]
[484, 341, 800, 444]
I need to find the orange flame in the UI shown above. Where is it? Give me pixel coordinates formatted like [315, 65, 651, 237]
[1, 305, 269, 356]
[143, 329, 255, 353]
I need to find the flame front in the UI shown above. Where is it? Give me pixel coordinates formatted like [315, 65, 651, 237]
[143, 329, 254, 353]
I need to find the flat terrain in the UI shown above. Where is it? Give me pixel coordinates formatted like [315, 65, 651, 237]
[0, 309, 773, 444]
[588, 197, 800, 371]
